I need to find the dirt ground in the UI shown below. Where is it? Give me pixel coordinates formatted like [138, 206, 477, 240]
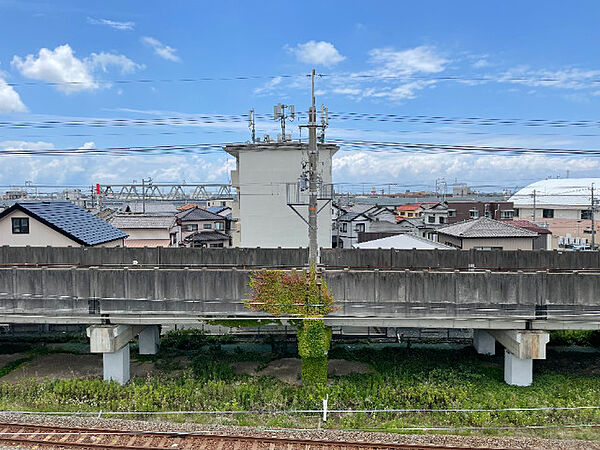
[0, 353, 161, 383]
[0, 353, 27, 368]
[232, 358, 373, 385]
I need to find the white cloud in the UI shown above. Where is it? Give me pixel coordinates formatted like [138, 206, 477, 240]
[253, 76, 282, 95]
[330, 46, 448, 102]
[87, 17, 135, 31]
[12, 45, 97, 93]
[499, 67, 600, 90]
[287, 41, 345, 67]
[141, 37, 180, 62]
[473, 59, 490, 68]
[332, 151, 600, 184]
[0, 77, 27, 112]
[87, 52, 144, 74]
[367, 46, 447, 76]
[0, 140, 54, 152]
[11, 44, 143, 93]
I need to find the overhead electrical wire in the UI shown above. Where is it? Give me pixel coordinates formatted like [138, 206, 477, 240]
[5, 71, 600, 87]
[4, 139, 600, 158]
[2, 112, 600, 130]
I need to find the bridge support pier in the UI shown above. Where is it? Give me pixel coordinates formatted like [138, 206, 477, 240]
[473, 330, 495, 355]
[489, 330, 549, 386]
[504, 350, 532, 386]
[87, 325, 147, 384]
[138, 325, 160, 355]
[103, 344, 130, 385]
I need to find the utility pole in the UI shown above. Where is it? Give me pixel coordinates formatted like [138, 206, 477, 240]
[248, 109, 256, 143]
[307, 69, 319, 266]
[592, 184, 596, 249]
[532, 189, 537, 222]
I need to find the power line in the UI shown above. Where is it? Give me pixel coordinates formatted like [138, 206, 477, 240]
[4, 139, 600, 158]
[6, 71, 600, 88]
[1, 112, 600, 131]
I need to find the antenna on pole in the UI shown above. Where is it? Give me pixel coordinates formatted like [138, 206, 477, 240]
[248, 109, 256, 143]
[273, 103, 295, 142]
[319, 104, 329, 143]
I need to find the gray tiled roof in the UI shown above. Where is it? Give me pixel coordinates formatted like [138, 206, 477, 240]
[176, 207, 225, 221]
[109, 215, 175, 229]
[2, 202, 127, 246]
[437, 217, 538, 238]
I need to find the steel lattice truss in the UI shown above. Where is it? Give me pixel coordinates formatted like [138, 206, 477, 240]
[99, 184, 234, 201]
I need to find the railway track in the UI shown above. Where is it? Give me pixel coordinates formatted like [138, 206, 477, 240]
[0, 422, 493, 449]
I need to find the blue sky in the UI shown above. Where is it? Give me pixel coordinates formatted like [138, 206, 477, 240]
[1, 0, 600, 193]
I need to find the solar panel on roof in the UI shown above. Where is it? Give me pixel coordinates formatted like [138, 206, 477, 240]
[16, 202, 127, 246]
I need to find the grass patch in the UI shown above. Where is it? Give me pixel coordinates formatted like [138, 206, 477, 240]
[1, 336, 600, 440]
[0, 357, 33, 378]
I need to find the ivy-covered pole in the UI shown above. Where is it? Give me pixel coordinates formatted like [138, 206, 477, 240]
[245, 266, 334, 389]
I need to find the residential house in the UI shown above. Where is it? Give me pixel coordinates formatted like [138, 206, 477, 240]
[396, 203, 425, 219]
[422, 203, 449, 227]
[506, 220, 553, 250]
[172, 207, 230, 248]
[446, 200, 515, 224]
[108, 215, 175, 248]
[436, 217, 538, 250]
[0, 201, 127, 247]
[335, 211, 372, 248]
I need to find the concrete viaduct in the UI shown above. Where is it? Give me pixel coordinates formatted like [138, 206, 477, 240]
[1, 246, 599, 386]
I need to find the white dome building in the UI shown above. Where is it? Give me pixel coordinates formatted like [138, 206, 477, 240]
[509, 178, 600, 248]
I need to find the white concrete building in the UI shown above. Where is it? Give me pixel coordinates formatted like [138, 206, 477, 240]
[510, 178, 600, 248]
[224, 141, 338, 248]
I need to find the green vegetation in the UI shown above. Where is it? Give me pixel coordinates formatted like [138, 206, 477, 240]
[550, 330, 600, 347]
[1, 331, 600, 440]
[245, 266, 335, 388]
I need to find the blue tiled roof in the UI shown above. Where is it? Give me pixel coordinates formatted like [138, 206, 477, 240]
[4, 202, 127, 246]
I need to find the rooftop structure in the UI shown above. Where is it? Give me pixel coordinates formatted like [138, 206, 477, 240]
[225, 141, 338, 248]
[354, 233, 453, 250]
[510, 178, 600, 207]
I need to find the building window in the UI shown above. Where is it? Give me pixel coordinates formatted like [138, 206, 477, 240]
[340, 223, 347, 233]
[356, 223, 365, 233]
[210, 243, 224, 248]
[428, 216, 435, 223]
[215, 222, 224, 230]
[501, 210, 515, 220]
[11, 217, 29, 234]
[439, 217, 445, 224]
[203, 223, 212, 229]
[581, 210, 593, 220]
[514, 208, 519, 217]
[469, 210, 479, 219]
[542, 209, 554, 219]
[185, 224, 198, 232]
[448, 209, 456, 217]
